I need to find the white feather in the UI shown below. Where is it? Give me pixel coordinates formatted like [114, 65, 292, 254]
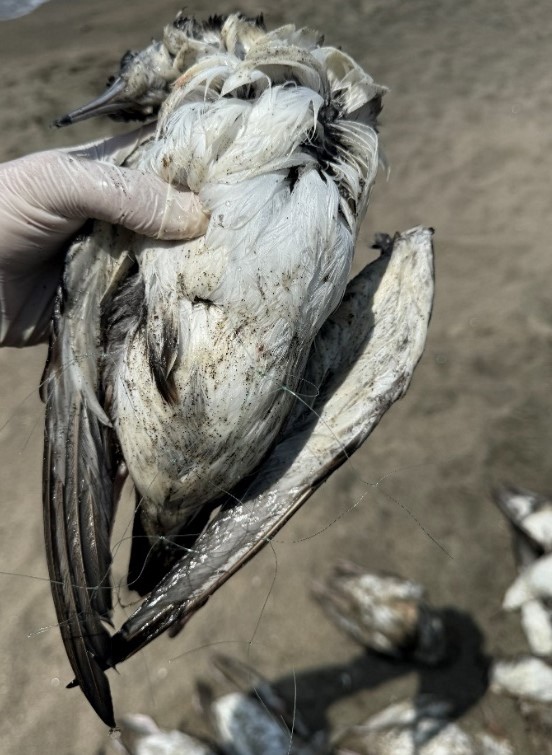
[110, 18, 383, 533]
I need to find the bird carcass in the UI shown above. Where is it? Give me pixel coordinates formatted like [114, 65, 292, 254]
[42, 13, 434, 725]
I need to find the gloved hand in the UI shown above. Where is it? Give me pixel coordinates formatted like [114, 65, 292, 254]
[0, 128, 209, 347]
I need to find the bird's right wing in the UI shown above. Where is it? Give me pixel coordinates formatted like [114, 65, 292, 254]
[41, 224, 133, 727]
[108, 226, 435, 665]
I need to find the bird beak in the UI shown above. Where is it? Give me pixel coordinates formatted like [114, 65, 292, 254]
[54, 77, 128, 127]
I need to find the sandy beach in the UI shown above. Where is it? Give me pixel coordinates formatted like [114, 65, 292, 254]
[1, 0, 551, 752]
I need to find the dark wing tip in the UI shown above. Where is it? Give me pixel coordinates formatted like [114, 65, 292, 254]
[82, 662, 116, 729]
[65, 661, 116, 728]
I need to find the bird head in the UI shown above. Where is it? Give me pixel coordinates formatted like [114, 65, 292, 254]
[54, 13, 266, 127]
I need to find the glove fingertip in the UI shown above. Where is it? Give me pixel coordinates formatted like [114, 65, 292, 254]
[157, 192, 210, 241]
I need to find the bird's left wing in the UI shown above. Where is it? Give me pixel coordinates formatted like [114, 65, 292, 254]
[41, 225, 133, 728]
[108, 226, 434, 666]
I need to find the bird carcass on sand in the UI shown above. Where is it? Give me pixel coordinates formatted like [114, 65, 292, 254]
[41, 13, 435, 725]
[312, 560, 448, 665]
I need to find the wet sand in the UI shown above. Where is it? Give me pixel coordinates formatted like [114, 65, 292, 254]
[0, 0, 551, 752]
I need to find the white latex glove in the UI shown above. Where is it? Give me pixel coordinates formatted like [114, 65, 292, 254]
[0, 128, 209, 347]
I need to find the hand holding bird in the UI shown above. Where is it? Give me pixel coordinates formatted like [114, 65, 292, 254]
[0, 128, 208, 347]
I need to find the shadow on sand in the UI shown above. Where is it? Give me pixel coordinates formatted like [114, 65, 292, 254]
[273, 607, 490, 733]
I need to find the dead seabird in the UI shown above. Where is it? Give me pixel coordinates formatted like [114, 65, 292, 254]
[493, 485, 552, 656]
[333, 697, 513, 755]
[40, 13, 434, 725]
[312, 560, 447, 665]
[490, 486, 552, 717]
[197, 655, 325, 755]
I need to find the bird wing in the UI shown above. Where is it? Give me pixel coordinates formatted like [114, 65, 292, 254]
[108, 226, 434, 665]
[41, 224, 133, 727]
